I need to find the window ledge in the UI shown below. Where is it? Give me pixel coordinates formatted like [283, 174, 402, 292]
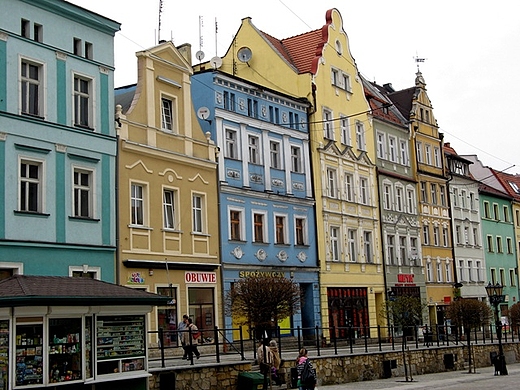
[14, 210, 50, 217]
[69, 216, 100, 222]
[162, 228, 182, 233]
[74, 124, 95, 131]
[191, 232, 210, 237]
[128, 225, 153, 231]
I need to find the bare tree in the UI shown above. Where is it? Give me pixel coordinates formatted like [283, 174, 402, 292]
[507, 302, 520, 332]
[225, 275, 302, 338]
[446, 299, 492, 373]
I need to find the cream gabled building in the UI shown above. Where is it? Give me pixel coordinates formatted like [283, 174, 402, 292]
[199, 8, 385, 337]
[115, 42, 221, 340]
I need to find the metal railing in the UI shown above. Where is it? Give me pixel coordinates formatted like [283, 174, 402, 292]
[147, 323, 519, 368]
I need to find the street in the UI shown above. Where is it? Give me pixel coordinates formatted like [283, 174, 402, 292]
[318, 362, 520, 390]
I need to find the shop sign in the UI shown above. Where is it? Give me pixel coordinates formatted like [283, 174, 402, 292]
[128, 272, 145, 284]
[397, 273, 415, 285]
[185, 272, 217, 284]
[239, 270, 286, 278]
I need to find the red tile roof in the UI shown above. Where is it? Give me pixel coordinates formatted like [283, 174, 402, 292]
[0, 275, 167, 307]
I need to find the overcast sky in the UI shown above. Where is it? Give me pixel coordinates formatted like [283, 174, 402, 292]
[69, 0, 520, 174]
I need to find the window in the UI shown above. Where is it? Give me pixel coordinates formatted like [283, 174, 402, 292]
[84, 42, 93, 60]
[340, 116, 350, 145]
[434, 147, 441, 167]
[470, 193, 476, 210]
[73, 168, 92, 218]
[225, 129, 238, 159]
[437, 262, 443, 282]
[468, 260, 474, 281]
[399, 236, 407, 265]
[410, 237, 418, 265]
[486, 235, 493, 252]
[163, 189, 176, 229]
[439, 186, 446, 206]
[355, 122, 365, 150]
[483, 201, 490, 219]
[420, 182, 427, 202]
[493, 204, 500, 220]
[425, 145, 432, 164]
[407, 189, 415, 213]
[426, 262, 433, 282]
[327, 168, 337, 198]
[500, 269, 506, 286]
[504, 206, 509, 222]
[19, 159, 42, 212]
[295, 217, 306, 246]
[73, 75, 91, 128]
[364, 231, 373, 263]
[21, 60, 43, 117]
[248, 135, 260, 164]
[342, 73, 351, 92]
[21, 19, 30, 38]
[388, 136, 397, 162]
[323, 109, 334, 139]
[330, 226, 340, 262]
[131, 183, 145, 226]
[247, 98, 258, 118]
[510, 269, 516, 287]
[275, 215, 287, 244]
[442, 227, 449, 247]
[345, 174, 353, 201]
[455, 226, 461, 244]
[497, 236, 503, 253]
[347, 229, 357, 262]
[453, 188, 458, 207]
[192, 194, 204, 233]
[430, 183, 437, 204]
[331, 68, 339, 87]
[473, 228, 479, 246]
[395, 187, 403, 212]
[229, 209, 242, 241]
[73, 37, 82, 55]
[490, 268, 497, 284]
[253, 212, 265, 243]
[464, 226, 469, 244]
[458, 260, 465, 282]
[517, 210, 520, 226]
[507, 237, 513, 254]
[376, 132, 385, 159]
[270, 141, 281, 169]
[359, 177, 368, 205]
[383, 184, 391, 210]
[433, 226, 440, 246]
[445, 262, 452, 283]
[476, 261, 482, 282]
[223, 91, 235, 111]
[34, 23, 43, 42]
[291, 146, 302, 173]
[460, 190, 466, 208]
[422, 225, 430, 245]
[416, 141, 423, 163]
[387, 235, 396, 265]
[161, 97, 174, 131]
[400, 140, 409, 166]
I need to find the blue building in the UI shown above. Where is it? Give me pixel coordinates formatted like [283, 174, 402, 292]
[0, 0, 120, 281]
[192, 69, 319, 338]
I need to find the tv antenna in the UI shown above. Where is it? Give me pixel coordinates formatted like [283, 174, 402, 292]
[157, 0, 163, 44]
[414, 53, 427, 70]
[195, 16, 205, 63]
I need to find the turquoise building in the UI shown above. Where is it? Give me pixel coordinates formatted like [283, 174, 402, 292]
[0, 0, 120, 281]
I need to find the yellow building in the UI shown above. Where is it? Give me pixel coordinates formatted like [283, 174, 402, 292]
[200, 8, 385, 337]
[115, 42, 221, 342]
[387, 71, 453, 328]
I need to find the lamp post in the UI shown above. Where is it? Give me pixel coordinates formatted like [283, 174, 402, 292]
[485, 282, 508, 375]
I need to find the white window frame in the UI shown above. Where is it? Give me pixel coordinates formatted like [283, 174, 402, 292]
[383, 184, 392, 210]
[395, 186, 403, 212]
[434, 147, 441, 167]
[425, 144, 432, 165]
[73, 72, 94, 128]
[252, 210, 268, 243]
[422, 225, 430, 245]
[364, 231, 373, 263]
[347, 229, 357, 262]
[388, 136, 397, 162]
[163, 187, 178, 230]
[225, 128, 238, 159]
[72, 166, 94, 218]
[387, 235, 396, 265]
[445, 262, 452, 283]
[323, 108, 334, 140]
[426, 261, 433, 282]
[340, 116, 350, 145]
[359, 177, 369, 205]
[291, 145, 302, 173]
[416, 141, 423, 163]
[274, 213, 288, 245]
[399, 139, 409, 166]
[345, 174, 354, 201]
[20, 58, 44, 117]
[433, 226, 440, 246]
[330, 226, 340, 262]
[228, 206, 245, 241]
[406, 188, 415, 214]
[192, 193, 206, 234]
[294, 215, 308, 246]
[248, 134, 260, 164]
[270, 140, 281, 169]
[19, 157, 44, 213]
[355, 121, 366, 150]
[376, 132, 385, 159]
[161, 95, 176, 132]
[130, 182, 147, 226]
[436, 262, 443, 282]
[327, 168, 337, 198]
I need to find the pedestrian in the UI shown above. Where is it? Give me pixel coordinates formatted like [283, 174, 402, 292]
[257, 339, 273, 375]
[295, 348, 316, 390]
[182, 318, 200, 360]
[178, 314, 188, 359]
[269, 339, 282, 385]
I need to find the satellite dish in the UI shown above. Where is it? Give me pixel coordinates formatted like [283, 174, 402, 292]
[195, 50, 205, 61]
[197, 107, 211, 121]
[210, 56, 222, 69]
[237, 47, 252, 63]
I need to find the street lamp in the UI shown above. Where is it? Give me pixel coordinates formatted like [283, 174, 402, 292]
[485, 282, 508, 375]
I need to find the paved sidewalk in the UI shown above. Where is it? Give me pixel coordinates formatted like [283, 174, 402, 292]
[317, 362, 520, 390]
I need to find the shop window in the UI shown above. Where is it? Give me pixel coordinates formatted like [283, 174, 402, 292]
[96, 315, 145, 375]
[49, 318, 82, 383]
[0, 320, 9, 390]
[188, 288, 215, 334]
[15, 319, 44, 386]
[156, 286, 178, 346]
